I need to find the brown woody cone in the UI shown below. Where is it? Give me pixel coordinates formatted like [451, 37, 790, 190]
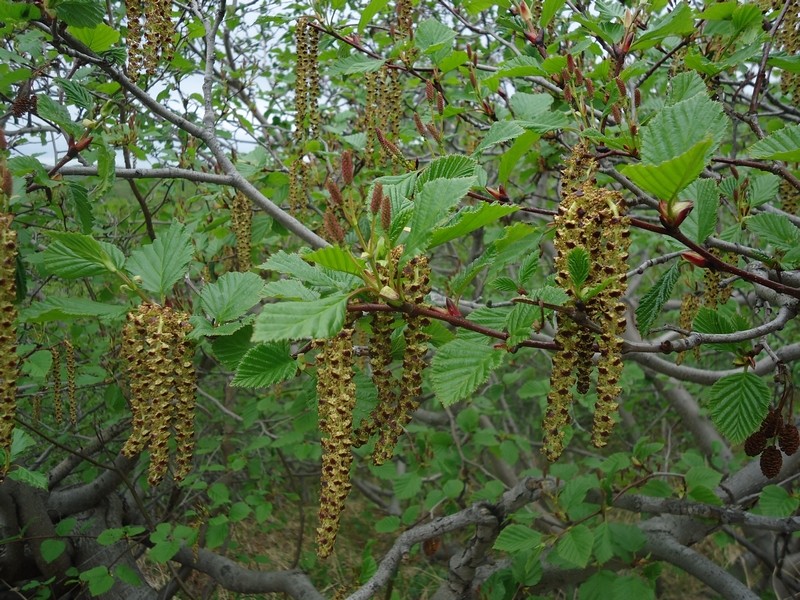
[779, 423, 800, 456]
[760, 445, 783, 479]
[760, 409, 781, 438]
[744, 430, 767, 457]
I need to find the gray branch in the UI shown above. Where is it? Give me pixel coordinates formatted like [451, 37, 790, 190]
[54, 166, 237, 186]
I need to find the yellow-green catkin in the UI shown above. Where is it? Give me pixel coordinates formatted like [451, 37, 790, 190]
[125, 0, 174, 81]
[121, 303, 196, 485]
[676, 292, 700, 366]
[544, 144, 630, 460]
[64, 339, 77, 427]
[780, 179, 799, 215]
[50, 344, 62, 425]
[0, 213, 17, 479]
[315, 327, 357, 558]
[373, 256, 431, 465]
[231, 192, 252, 272]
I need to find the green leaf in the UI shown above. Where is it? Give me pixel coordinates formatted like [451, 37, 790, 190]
[517, 111, 570, 133]
[327, 54, 385, 76]
[748, 124, 800, 162]
[231, 343, 297, 388]
[211, 325, 253, 370]
[499, 130, 540, 183]
[21, 297, 127, 323]
[41, 539, 66, 563]
[251, 294, 349, 342]
[493, 524, 542, 553]
[430, 339, 505, 406]
[262, 279, 319, 301]
[489, 276, 519, 293]
[691, 178, 719, 243]
[540, 0, 565, 27]
[8, 465, 48, 489]
[430, 203, 519, 248]
[21, 350, 53, 380]
[393, 472, 422, 499]
[692, 307, 743, 351]
[375, 516, 400, 533]
[113, 564, 142, 586]
[403, 177, 475, 257]
[126, 222, 193, 299]
[58, 78, 94, 110]
[621, 139, 714, 200]
[746, 213, 800, 250]
[0, 1, 41, 21]
[668, 71, 707, 105]
[685, 465, 723, 492]
[635, 262, 682, 335]
[473, 121, 526, 155]
[260, 250, 341, 291]
[631, 2, 694, 50]
[90, 138, 115, 200]
[708, 372, 771, 443]
[304, 246, 366, 276]
[43, 232, 125, 278]
[640, 93, 726, 165]
[567, 247, 590, 289]
[415, 18, 455, 53]
[68, 23, 119, 52]
[755, 485, 800, 517]
[358, 0, 389, 33]
[36, 95, 78, 134]
[199, 272, 264, 324]
[55, 0, 104, 27]
[66, 181, 94, 233]
[556, 524, 594, 568]
[416, 155, 477, 187]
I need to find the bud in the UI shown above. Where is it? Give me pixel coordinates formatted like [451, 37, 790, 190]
[413, 113, 427, 137]
[323, 210, 346, 244]
[379, 285, 400, 302]
[436, 91, 444, 115]
[375, 128, 401, 157]
[426, 80, 435, 103]
[518, 0, 532, 23]
[381, 195, 392, 231]
[326, 179, 344, 207]
[634, 88, 641, 107]
[681, 251, 709, 269]
[615, 77, 626, 99]
[658, 200, 694, 229]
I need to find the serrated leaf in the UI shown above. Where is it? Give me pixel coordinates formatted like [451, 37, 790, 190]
[635, 261, 682, 335]
[640, 90, 726, 166]
[517, 111, 570, 133]
[499, 130, 540, 183]
[0, 1, 40, 21]
[66, 181, 94, 233]
[449, 247, 497, 297]
[374, 516, 400, 533]
[708, 372, 771, 443]
[556, 524, 594, 568]
[90, 139, 115, 200]
[691, 178, 719, 243]
[755, 485, 800, 517]
[252, 294, 349, 343]
[199, 272, 264, 323]
[567, 247, 590, 289]
[231, 343, 297, 388]
[429, 203, 519, 248]
[493, 524, 541, 553]
[126, 222, 193, 299]
[260, 250, 340, 290]
[473, 121, 526, 155]
[43, 232, 125, 278]
[506, 303, 538, 345]
[404, 177, 475, 257]
[685, 465, 723, 491]
[211, 325, 253, 370]
[358, 0, 389, 33]
[304, 246, 366, 276]
[431, 339, 505, 406]
[262, 279, 319, 301]
[68, 23, 119, 52]
[414, 18, 455, 53]
[489, 276, 519, 292]
[621, 139, 714, 201]
[36, 94, 75, 131]
[7, 465, 48, 489]
[393, 472, 422, 499]
[20, 297, 127, 323]
[327, 54, 385, 76]
[748, 124, 800, 162]
[416, 155, 477, 187]
[692, 307, 743, 351]
[746, 213, 800, 250]
[540, 0, 565, 27]
[668, 71, 707, 105]
[58, 78, 94, 110]
[56, 0, 104, 27]
[630, 2, 694, 50]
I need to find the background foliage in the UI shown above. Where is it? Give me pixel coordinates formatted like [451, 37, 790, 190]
[1, 0, 800, 597]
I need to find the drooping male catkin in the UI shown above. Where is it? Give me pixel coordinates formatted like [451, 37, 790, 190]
[230, 192, 252, 272]
[0, 213, 17, 479]
[125, 0, 174, 81]
[315, 327, 357, 558]
[121, 303, 196, 485]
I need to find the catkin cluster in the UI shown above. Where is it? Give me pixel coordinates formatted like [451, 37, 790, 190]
[544, 149, 630, 461]
[360, 66, 403, 166]
[294, 16, 321, 144]
[230, 192, 252, 272]
[0, 213, 17, 480]
[745, 409, 800, 478]
[760, 0, 799, 98]
[315, 327, 357, 559]
[125, 0, 174, 82]
[316, 252, 431, 556]
[780, 179, 799, 215]
[675, 292, 700, 365]
[121, 303, 196, 485]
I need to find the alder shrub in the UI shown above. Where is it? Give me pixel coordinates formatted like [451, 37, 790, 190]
[0, 0, 799, 597]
